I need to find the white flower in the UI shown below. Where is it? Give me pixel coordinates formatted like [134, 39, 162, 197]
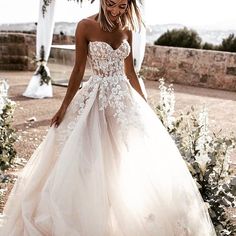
[196, 153, 210, 173]
[0, 103, 4, 115]
[158, 78, 176, 129]
[112, 87, 118, 95]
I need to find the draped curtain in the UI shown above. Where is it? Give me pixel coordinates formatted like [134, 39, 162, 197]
[132, 0, 147, 97]
[23, 0, 57, 98]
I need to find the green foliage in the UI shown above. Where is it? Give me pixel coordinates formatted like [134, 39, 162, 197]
[154, 27, 202, 49]
[218, 34, 236, 53]
[42, 0, 53, 17]
[202, 42, 216, 51]
[155, 28, 236, 53]
[39, 45, 45, 62]
[156, 79, 236, 235]
[0, 98, 17, 171]
[35, 65, 51, 86]
[34, 45, 51, 86]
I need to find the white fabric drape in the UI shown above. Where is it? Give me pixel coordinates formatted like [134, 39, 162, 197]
[23, 0, 57, 99]
[132, 0, 147, 98]
[132, 0, 146, 72]
[132, 29, 146, 72]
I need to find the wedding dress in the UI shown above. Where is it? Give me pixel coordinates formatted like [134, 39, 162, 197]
[0, 40, 216, 236]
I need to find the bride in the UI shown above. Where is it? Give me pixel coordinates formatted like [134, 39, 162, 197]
[0, 0, 216, 235]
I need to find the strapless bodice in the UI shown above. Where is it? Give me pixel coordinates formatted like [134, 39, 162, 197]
[87, 40, 130, 78]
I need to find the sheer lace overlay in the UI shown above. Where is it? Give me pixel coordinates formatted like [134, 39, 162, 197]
[56, 40, 142, 145]
[88, 40, 130, 78]
[0, 40, 216, 236]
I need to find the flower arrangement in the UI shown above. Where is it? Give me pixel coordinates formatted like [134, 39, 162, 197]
[156, 78, 236, 235]
[34, 45, 51, 86]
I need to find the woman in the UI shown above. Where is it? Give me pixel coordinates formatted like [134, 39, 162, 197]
[0, 0, 216, 235]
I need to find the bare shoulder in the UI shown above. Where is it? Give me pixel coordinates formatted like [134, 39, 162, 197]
[75, 19, 88, 38]
[124, 28, 133, 43]
[86, 14, 98, 22]
[76, 17, 96, 30]
[75, 15, 99, 40]
[81, 14, 99, 28]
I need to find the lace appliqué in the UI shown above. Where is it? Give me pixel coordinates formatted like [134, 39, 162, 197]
[55, 81, 98, 147]
[87, 40, 142, 136]
[88, 40, 130, 78]
[55, 40, 143, 147]
[96, 75, 142, 136]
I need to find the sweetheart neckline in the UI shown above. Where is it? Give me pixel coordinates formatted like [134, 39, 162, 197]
[89, 39, 129, 51]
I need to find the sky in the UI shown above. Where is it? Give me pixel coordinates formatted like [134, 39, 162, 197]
[0, 0, 236, 30]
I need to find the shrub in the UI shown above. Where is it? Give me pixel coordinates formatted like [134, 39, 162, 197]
[202, 42, 216, 50]
[154, 27, 202, 49]
[156, 78, 236, 235]
[0, 97, 17, 171]
[0, 96, 18, 212]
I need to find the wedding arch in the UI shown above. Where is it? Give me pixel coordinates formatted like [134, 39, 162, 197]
[23, 0, 146, 99]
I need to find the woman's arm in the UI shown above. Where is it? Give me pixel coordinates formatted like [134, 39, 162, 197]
[124, 30, 146, 101]
[59, 20, 88, 110]
[50, 20, 88, 127]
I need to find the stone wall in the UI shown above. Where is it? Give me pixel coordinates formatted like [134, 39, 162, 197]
[0, 32, 75, 71]
[52, 34, 75, 45]
[1, 32, 236, 91]
[0, 32, 36, 71]
[142, 45, 236, 91]
[49, 45, 75, 65]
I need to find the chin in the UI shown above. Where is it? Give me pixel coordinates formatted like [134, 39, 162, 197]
[108, 14, 119, 22]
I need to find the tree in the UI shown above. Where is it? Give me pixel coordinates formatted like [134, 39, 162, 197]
[154, 27, 202, 49]
[218, 34, 236, 53]
[202, 42, 215, 51]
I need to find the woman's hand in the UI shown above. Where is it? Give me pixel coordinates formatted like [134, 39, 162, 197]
[50, 107, 67, 128]
[141, 93, 147, 102]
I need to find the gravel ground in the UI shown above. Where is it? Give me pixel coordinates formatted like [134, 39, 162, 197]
[0, 69, 235, 220]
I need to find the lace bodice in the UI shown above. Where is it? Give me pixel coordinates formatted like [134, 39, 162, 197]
[56, 39, 143, 145]
[88, 40, 130, 77]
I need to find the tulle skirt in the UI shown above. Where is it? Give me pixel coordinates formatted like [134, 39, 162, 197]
[0, 76, 216, 235]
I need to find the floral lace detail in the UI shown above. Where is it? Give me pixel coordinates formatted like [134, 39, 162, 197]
[56, 40, 142, 146]
[88, 40, 130, 77]
[55, 81, 98, 147]
[95, 75, 142, 136]
[87, 40, 142, 136]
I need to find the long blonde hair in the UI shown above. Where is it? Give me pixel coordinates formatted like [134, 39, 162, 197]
[98, 0, 144, 32]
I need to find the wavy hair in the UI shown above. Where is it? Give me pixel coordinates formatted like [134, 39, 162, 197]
[98, 0, 144, 32]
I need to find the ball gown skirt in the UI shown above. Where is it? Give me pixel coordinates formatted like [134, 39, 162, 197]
[0, 40, 216, 236]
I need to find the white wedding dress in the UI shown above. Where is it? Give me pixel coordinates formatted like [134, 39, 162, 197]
[0, 40, 216, 236]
